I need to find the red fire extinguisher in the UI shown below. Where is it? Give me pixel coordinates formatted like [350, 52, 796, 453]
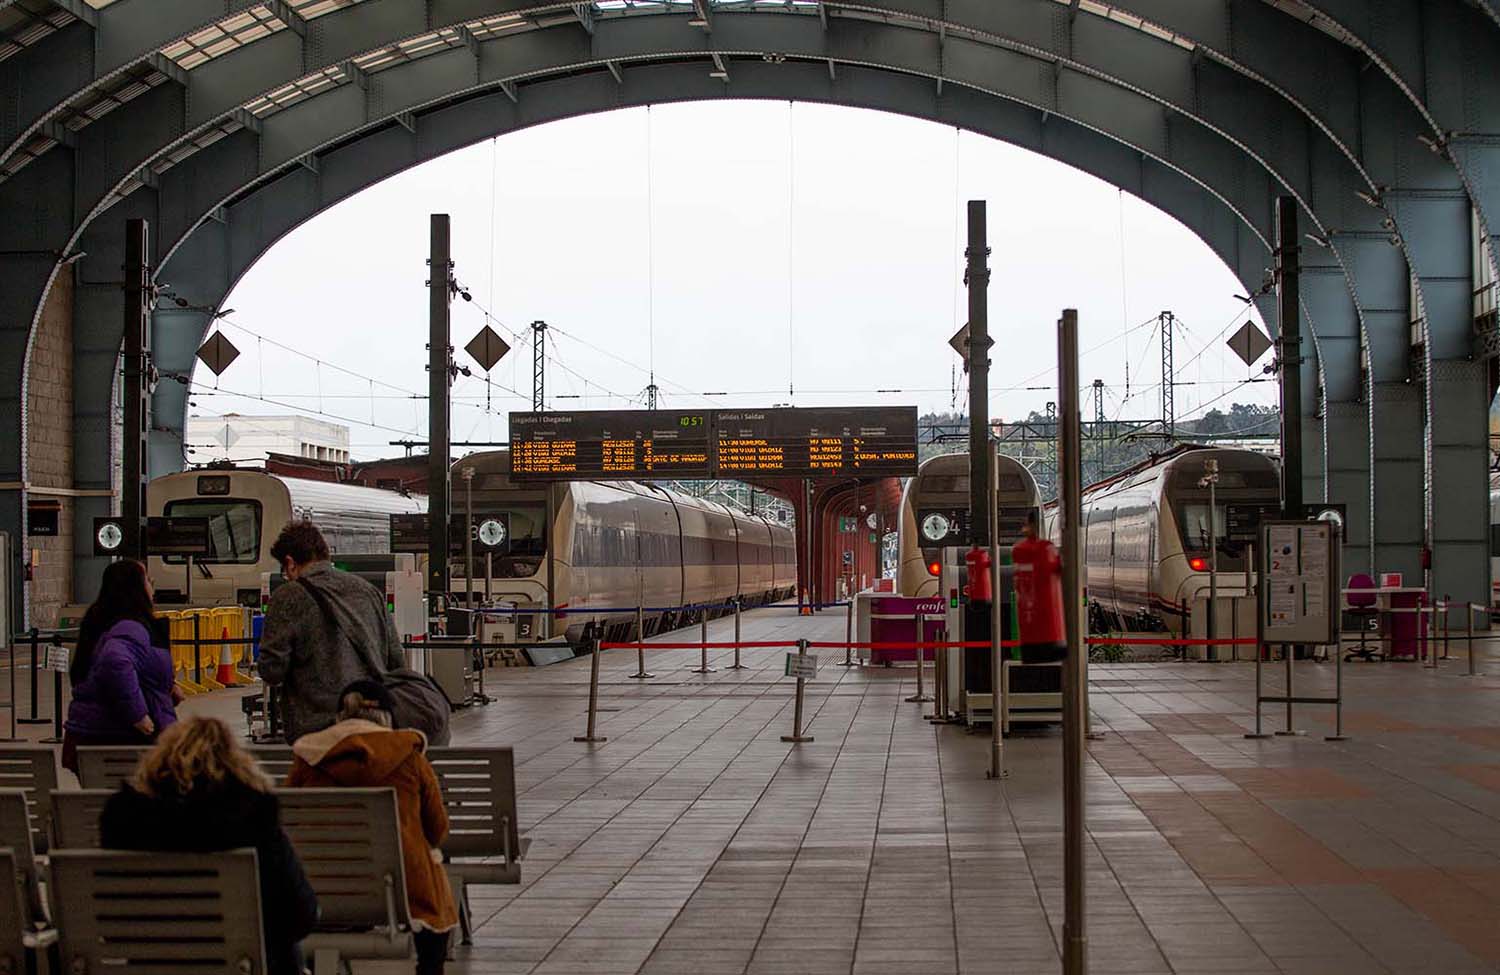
[1012, 533, 1066, 663]
[964, 546, 992, 604]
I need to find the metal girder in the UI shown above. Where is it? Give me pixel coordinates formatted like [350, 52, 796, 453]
[11, 3, 1483, 595]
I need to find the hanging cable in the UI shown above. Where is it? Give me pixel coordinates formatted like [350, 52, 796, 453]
[786, 101, 796, 401]
[1117, 188, 1131, 398]
[645, 105, 657, 390]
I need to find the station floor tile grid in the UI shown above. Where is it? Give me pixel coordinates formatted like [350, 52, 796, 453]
[410, 607, 1500, 975]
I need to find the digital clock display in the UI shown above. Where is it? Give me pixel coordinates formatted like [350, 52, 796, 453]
[508, 406, 918, 481]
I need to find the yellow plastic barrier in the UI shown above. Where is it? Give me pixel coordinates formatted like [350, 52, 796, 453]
[162, 606, 260, 694]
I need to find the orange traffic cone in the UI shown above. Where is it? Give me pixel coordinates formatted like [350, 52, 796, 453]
[214, 627, 240, 685]
[799, 588, 812, 616]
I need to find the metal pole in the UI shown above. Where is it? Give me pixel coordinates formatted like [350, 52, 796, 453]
[1206, 459, 1218, 661]
[484, 552, 493, 605]
[463, 467, 475, 609]
[427, 214, 453, 601]
[7, 630, 16, 740]
[729, 598, 746, 670]
[906, 611, 931, 703]
[780, 639, 814, 743]
[988, 444, 1005, 778]
[1058, 309, 1087, 975]
[1326, 627, 1348, 742]
[927, 624, 947, 722]
[44, 665, 62, 744]
[121, 218, 151, 562]
[573, 633, 607, 743]
[629, 604, 653, 679]
[23, 629, 40, 723]
[1246, 541, 1271, 739]
[185, 554, 192, 605]
[801, 478, 812, 614]
[1441, 597, 1451, 660]
[691, 612, 714, 674]
[544, 487, 555, 640]
[1464, 600, 1476, 675]
[839, 598, 855, 667]
[193, 613, 202, 685]
[1275, 197, 1303, 520]
[966, 200, 993, 554]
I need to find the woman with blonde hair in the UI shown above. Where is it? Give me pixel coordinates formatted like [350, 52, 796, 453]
[288, 680, 456, 975]
[100, 717, 318, 975]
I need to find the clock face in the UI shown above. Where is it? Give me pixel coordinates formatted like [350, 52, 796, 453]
[477, 519, 507, 548]
[920, 512, 951, 543]
[866, 512, 878, 530]
[96, 522, 123, 552]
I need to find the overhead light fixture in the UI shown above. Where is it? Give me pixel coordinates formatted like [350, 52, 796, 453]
[688, 17, 708, 27]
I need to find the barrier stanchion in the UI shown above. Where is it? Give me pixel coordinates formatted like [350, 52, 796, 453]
[19, 629, 45, 726]
[5, 632, 16, 741]
[837, 600, 855, 667]
[690, 613, 714, 674]
[927, 627, 954, 724]
[43, 665, 63, 744]
[193, 614, 203, 686]
[1246, 548, 1271, 740]
[780, 639, 814, 743]
[1466, 603, 1481, 677]
[573, 634, 607, 744]
[1441, 596, 1452, 660]
[728, 599, 746, 670]
[628, 605, 653, 680]
[905, 612, 931, 704]
[1325, 630, 1348, 742]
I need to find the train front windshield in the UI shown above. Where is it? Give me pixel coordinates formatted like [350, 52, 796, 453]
[1170, 457, 1280, 568]
[161, 498, 261, 563]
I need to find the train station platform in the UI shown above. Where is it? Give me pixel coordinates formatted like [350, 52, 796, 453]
[419, 605, 1500, 975]
[13, 606, 1500, 974]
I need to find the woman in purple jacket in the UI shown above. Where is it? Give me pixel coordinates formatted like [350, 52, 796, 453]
[62, 560, 179, 773]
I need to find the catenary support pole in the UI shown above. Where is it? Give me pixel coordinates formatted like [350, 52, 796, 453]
[463, 467, 475, 610]
[1059, 309, 1087, 975]
[121, 219, 151, 561]
[428, 215, 453, 603]
[1275, 197, 1302, 522]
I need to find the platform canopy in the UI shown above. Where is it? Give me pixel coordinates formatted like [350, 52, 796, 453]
[1, 0, 1498, 618]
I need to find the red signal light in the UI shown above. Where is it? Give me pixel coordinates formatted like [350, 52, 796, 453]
[1188, 557, 1207, 572]
[927, 560, 942, 577]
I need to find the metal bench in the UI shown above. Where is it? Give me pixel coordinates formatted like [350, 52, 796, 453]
[0, 748, 58, 855]
[49, 849, 264, 975]
[275, 788, 412, 975]
[72, 747, 147, 792]
[249, 745, 295, 785]
[427, 746, 527, 944]
[0, 792, 47, 930]
[0, 847, 56, 975]
[47, 791, 110, 851]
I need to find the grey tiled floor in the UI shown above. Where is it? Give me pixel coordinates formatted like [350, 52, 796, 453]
[420, 607, 1500, 975]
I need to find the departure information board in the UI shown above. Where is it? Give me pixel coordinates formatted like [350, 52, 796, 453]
[509, 407, 918, 481]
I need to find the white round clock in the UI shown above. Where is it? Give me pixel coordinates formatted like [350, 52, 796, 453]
[920, 512, 951, 543]
[477, 518, 507, 548]
[96, 522, 124, 552]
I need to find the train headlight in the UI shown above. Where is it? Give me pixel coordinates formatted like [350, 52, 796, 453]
[1188, 557, 1207, 572]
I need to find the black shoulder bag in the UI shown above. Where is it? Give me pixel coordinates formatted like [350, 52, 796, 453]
[296, 578, 451, 745]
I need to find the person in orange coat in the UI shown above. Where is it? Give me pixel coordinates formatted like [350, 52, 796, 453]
[286, 680, 458, 974]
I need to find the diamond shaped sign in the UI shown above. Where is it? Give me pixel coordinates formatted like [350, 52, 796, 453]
[1226, 320, 1272, 368]
[195, 331, 240, 376]
[465, 325, 511, 372]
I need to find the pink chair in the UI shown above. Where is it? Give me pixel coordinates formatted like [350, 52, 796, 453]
[1345, 573, 1381, 661]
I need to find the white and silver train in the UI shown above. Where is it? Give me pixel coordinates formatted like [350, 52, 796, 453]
[450, 450, 797, 644]
[1066, 446, 1280, 634]
[146, 468, 427, 607]
[897, 452, 1045, 597]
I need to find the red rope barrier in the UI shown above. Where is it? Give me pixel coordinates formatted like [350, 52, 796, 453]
[601, 636, 1260, 652]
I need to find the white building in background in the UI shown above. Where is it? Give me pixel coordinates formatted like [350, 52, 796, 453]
[187, 414, 351, 465]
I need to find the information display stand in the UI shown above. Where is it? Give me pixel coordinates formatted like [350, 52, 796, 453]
[1246, 520, 1346, 740]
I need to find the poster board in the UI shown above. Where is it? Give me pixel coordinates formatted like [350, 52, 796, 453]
[1259, 519, 1340, 645]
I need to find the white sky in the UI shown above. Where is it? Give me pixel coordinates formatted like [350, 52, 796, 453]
[196, 102, 1275, 461]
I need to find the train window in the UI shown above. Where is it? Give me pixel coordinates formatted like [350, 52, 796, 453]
[1178, 503, 1226, 551]
[162, 499, 261, 564]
